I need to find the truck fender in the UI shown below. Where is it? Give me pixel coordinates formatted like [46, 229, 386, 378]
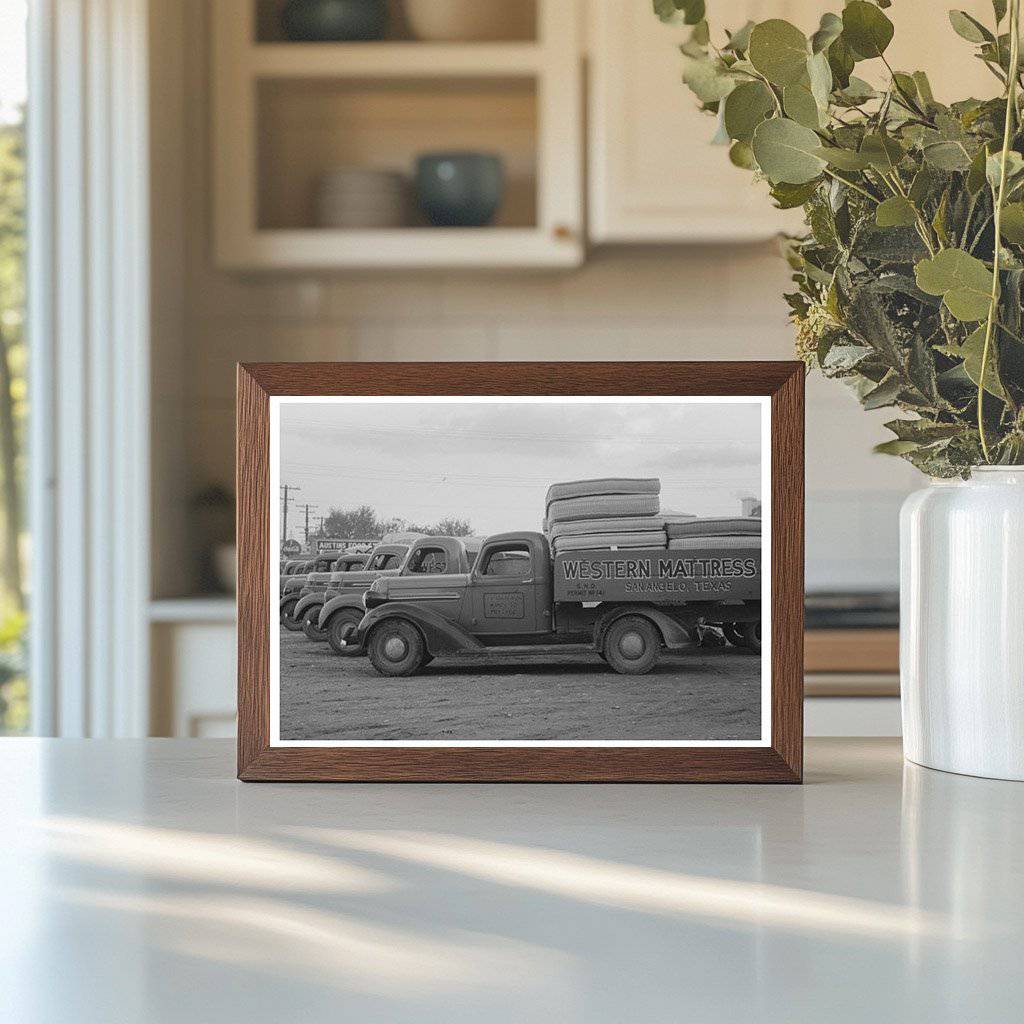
[357, 602, 486, 657]
[318, 592, 367, 629]
[294, 594, 325, 620]
[594, 605, 692, 652]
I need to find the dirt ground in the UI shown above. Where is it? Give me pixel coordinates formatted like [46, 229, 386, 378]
[278, 627, 763, 742]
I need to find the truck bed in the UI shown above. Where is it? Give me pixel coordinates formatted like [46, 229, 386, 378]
[552, 543, 761, 605]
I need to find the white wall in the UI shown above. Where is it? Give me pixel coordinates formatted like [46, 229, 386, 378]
[152, 0, 920, 598]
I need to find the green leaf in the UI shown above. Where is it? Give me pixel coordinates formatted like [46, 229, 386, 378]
[874, 439, 922, 456]
[948, 10, 993, 44]
[836, 76, 877, 105]
[842, 1, 895, 60]
[810, 12, 843, 54]
[959, 324, 1007, 398]
[915, 249, 994, 321]
[752, 117, 827, 184]
[827, 35, 855, 89]
[924, 141, 972, 171]
[912, 71, 935, 105]
[860, 133, 905, 172]
[862, 374, 902, 410]
[724, 20, 755, 53]
[885, 418, 963, 443]
[967, 143, 993, 193]
[1000, 202, 1024, 242]
[875, 196, 918, 228]
[815, 145, 872, 170]
[728, 140, 758, 169]
[909, 165, 936, 205]
[770, 179, 820, 209]
[783, 83, 822, 128]
[654, 0, 705, 25]
[723, 81, 775, 143]
[986, 150, 1024, 190]
[748, 19, 810, 87]
[681, 55, 736, 103]
[807, 51, 833, 110]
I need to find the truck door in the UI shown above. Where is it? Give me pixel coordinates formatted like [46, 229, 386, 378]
[468, 541, 543, 635]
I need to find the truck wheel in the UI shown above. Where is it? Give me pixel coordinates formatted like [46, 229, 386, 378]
[280, 599, 302, 631]
[741, 620, 762, 654]
[326, 608, 363, 655]
[367, 620, 426, 677]
[722, 623, 744, 647]
[602, 616, 660, 675]
[302, 605, 326, 642]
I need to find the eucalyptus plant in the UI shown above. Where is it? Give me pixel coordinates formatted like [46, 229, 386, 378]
[659, 0, 1024, 475]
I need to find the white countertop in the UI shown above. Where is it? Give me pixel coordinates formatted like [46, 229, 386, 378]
[2, 738, 1021, 1023]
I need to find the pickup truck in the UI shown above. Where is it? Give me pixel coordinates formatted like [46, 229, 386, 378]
[279, 555, 341, 630]
[342, 529, 761, 676]
[295, 545, 403, 642]
[316, 535, 483, 653]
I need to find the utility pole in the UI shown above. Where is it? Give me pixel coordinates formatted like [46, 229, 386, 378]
[280, 484, 300, 544]
[298, 502, 318, 544]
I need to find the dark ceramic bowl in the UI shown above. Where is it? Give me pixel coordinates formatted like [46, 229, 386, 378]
[280, 0, 388, 42]
[415, 152, 505, 228]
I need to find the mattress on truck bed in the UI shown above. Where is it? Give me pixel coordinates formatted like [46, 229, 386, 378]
[553, 542, 761, 605]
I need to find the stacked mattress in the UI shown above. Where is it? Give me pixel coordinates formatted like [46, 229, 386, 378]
[667, 515, 762, 549]
[544, 478, 673, 555]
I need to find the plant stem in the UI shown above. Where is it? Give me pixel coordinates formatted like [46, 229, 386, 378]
[821, 167, 879, 203]
[979, 0, 1021, 463]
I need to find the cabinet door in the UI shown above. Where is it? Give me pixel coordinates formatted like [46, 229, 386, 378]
[588, 1, 815, 243]
[588, 1, 1003, 245]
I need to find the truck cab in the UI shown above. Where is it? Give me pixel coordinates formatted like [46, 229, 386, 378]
[294, 544, 408, 643]
[354, 528, 761, 676]
[279, 555, 338, 630]
[318, 535, 482, 653]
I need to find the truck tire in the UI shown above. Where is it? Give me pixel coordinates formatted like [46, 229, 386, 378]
[301, 604, 326, 641]
[326, 608, 364, 655]
[741, 620, 762, 654]
[602, 615, 661, 675]
[367, 619, 426, 677]
[280, 598, 302, 631]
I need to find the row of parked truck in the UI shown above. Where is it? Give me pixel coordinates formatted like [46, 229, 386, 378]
[279, 493, 762, 677]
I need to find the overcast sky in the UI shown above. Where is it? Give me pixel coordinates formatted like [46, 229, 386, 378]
[278, 399, 762, 540]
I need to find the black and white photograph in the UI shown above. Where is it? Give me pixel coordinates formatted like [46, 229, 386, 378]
[270, 396, 770, 746]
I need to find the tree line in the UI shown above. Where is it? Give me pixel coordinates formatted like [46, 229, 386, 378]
[319, 504, 474, 540]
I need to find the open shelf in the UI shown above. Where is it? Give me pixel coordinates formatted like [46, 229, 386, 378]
[257, 76, 538, 232]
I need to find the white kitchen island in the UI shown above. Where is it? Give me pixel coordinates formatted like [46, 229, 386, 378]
[2, 738, 1021, 1023]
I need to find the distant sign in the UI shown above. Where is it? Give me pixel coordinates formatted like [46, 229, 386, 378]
[316, 537, 378, 554]
[281, 539, 301, 556]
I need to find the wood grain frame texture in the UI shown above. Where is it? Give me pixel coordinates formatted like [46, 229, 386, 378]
[237, 362, 804, 783]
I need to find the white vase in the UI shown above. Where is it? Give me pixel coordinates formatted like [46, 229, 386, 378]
[900, 467, 1024, 780]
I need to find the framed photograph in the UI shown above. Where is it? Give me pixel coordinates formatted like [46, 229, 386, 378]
[237, 362, 804, 782]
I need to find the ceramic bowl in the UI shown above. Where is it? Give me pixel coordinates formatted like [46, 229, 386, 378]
[403, 0, 534, 42]
[281, 0, 388, 42]
[415, 152, 505, 228]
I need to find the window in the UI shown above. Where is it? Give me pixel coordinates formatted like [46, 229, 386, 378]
[0, 1, 27, 735]
[481, 544, 531, 578]
[407, 547, 446, 574]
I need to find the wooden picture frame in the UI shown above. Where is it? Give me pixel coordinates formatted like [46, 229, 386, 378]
[237, 362, 804, 782]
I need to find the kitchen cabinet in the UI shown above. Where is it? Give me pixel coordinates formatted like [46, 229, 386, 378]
[587, 0, 999, 244]
[211, 0, 583, 269]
